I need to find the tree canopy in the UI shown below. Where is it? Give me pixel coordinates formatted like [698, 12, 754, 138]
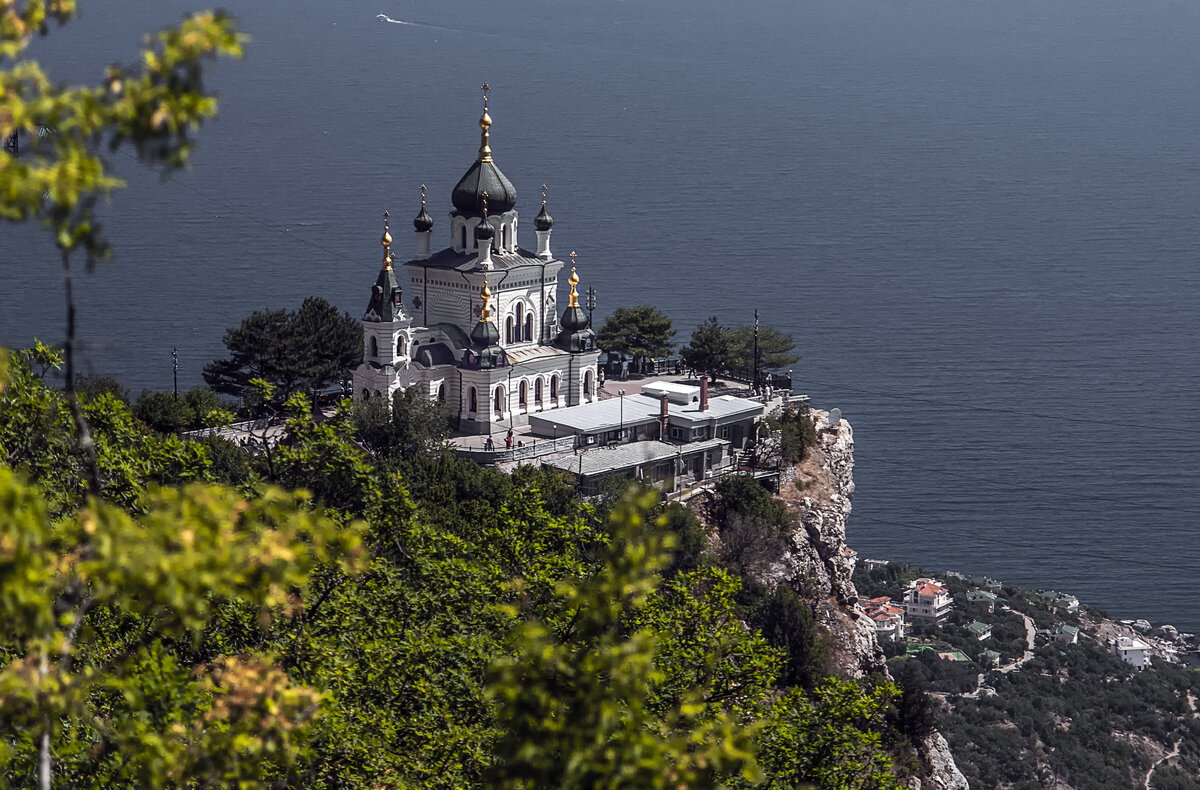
[682, 316, 798, 384]
[596, 305, 675, 362]
[681, 315, 734, 381]
[202, 297, 362, 402]
[1, 4, 924, 788]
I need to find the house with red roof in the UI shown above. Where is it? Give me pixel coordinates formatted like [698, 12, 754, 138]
[903, 578, 952, 623]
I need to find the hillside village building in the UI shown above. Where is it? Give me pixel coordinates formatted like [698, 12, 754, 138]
[351, 90, 600, 433]
[904, 578, 953, 623]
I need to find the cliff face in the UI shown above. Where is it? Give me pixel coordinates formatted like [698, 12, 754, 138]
[771, 411, 883, 677]
[765, 409, 969, 790]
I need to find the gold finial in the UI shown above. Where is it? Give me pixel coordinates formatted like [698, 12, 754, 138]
[479, 281, 493, 322]
[541, 183, 548, 206]
[381, 210, 392, 269]
[481, 191, 489, 216]
[568, 253, 580, 308]
[420, 183, 426, 207]
[477, 82, 493, 163]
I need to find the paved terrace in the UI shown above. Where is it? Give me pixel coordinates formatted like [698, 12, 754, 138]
[449, 371, 801, 470]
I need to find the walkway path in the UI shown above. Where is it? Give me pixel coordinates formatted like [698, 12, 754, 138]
[998, 613, 1037, 674]
[1143, 739, 1180, 789]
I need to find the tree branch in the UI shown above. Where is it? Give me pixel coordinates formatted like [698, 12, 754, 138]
[61, 248, 101, 497]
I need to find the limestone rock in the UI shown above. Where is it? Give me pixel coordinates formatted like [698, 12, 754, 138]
[913, 731, 970, 790]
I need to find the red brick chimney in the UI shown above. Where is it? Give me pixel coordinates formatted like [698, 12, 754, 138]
[700, 377, 709, 411]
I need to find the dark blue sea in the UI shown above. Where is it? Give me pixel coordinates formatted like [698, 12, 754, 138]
[5, 0, 1200, 633]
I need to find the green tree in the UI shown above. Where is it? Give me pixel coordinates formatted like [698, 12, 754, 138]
[728, 323, 799, 381]
[203, 297, 362, 402]
[890, 659, 937, 749]
[350, 386, 452, 460]
[757, 680, 902, 790]
[485, 491, 760, 789]
[133, 390, 194, 433]
[596, 305, 675, 364]
[755, 583, 830, 690]
[133, 386, 229, 434]
[681, 315, 734, 382]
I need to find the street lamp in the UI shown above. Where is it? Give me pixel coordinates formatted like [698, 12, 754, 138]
[618, 389, 626, 443]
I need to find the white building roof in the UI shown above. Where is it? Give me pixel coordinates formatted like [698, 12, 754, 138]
[1114, 636, 1151, 652]
[528, 393, 764, 437]
[640, 381, 700, 404]
[545, 438, 728, 477]
[529, 394, 662, 435]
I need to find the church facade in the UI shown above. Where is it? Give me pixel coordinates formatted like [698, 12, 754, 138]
[351, 93, 601, 433]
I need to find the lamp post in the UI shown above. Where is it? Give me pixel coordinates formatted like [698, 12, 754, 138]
[172, 347, 178, 399]
[585, 286, 597, 326]
[507, 367, 514, 432]
[752, 309, 759, 394]
[618, 389, 625, 443]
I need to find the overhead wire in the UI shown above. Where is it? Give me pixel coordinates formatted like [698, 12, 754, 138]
[849, 513, 1197, 575]
[852, 452, 1200, 527]
[795, 376, 1200, 436]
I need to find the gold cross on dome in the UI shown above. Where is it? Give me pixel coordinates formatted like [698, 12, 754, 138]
[481, 81, 490, 106]
[541, 183, 548, 202]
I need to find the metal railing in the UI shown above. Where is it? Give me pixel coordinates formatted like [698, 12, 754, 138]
[453, 434, 578, 464]
[181, 418, 272, 440]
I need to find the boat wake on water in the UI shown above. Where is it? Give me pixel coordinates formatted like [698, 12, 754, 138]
[377, 14, 413, 25]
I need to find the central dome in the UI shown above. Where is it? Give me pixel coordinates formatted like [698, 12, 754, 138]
[452, 100, 517, 215]
[452, 160, 517, 214]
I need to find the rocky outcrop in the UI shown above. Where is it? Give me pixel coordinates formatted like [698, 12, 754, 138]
[767, 409, 969, 789]
[771, 410, 884, 677]
[914, 732, 970, 790]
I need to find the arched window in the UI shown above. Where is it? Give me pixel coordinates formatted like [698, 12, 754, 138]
[494, 385, 505, 416]
[506, 316, 515, 345]
[515, 302, 524, 342]
[550, 375, 558, 402]
[437, 383, 446, 401]
[519, 380, 528, 409]
[362, 389, 369, 400]
[397, 336, 406, 356]
[369, 336, 378, 357]
[534, 378, 543, 404]
[459, 224, 467, 250]
[470, 387, 478, 412]
[524, 314, 534, 342]
[583, 370, 594, 399]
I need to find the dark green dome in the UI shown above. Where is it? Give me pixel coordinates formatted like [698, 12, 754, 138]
[534, 202, 553, 231]
[560, 304, 589, 332]
[474, 218, 495, 240]
[452, 161, 516, 215]
[413, 203, 433, 232]
[471, 316, 500, 347]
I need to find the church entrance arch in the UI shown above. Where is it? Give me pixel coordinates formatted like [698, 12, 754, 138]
[550, 375, 558, 404]
[494, 385, 505, 419]
[583, 370, 594, 401]
[469, 386, 478, 412]
[519, 380, 528, 410]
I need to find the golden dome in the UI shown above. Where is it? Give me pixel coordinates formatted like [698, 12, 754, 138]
[568, 255, 580, 308]
[480, 282, 493, 321]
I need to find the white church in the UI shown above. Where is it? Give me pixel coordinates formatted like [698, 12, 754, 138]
[351, 90, 601, 434]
